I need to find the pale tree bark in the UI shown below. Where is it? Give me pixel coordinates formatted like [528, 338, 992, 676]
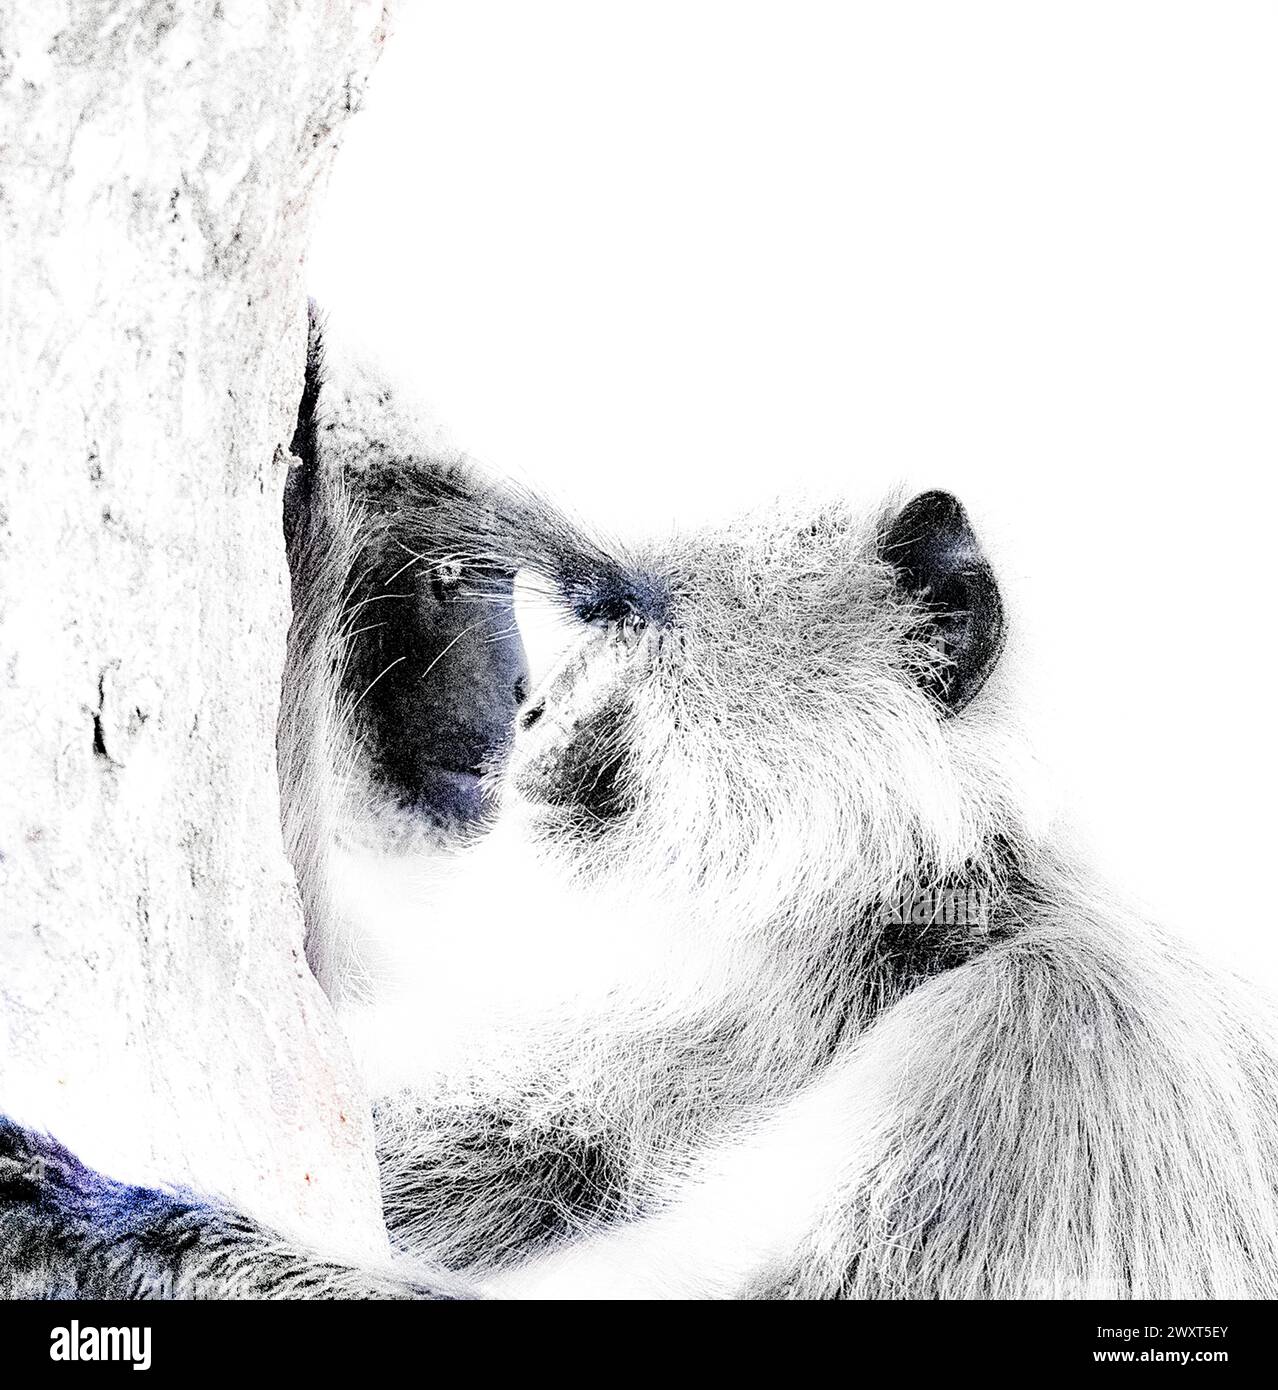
[0, 1, 391, 1258]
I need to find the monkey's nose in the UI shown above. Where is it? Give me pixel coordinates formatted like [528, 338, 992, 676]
[519, 699, 545, 732]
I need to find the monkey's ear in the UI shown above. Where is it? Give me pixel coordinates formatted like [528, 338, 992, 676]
[880, 490, 1004, 713]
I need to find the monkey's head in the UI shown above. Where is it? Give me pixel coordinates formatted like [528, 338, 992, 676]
[504, 490, 1025, 921]
[284, 308, 533, 853]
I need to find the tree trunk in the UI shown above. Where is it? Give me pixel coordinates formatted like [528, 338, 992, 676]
[0, 1, 390, 1258]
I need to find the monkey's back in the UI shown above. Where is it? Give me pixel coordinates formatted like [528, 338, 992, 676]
[759, 869, 1278, 1299]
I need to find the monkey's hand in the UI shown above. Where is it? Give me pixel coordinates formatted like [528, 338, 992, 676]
[0, 1115, 473, 1300]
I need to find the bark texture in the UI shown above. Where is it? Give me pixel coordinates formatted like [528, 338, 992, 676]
[0, 1, 390, 1257]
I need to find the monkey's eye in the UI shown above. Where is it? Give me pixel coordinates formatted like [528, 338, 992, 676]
[429, 560, 463, 604]
[619, 610, 647, 644]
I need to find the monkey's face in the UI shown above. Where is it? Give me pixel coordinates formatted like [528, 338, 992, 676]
[506, 612, 655, 833]
[343, 545, 531, 841]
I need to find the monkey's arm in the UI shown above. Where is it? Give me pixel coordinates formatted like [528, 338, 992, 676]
[372, 1091, 631, 1272]
[0, 1116, 468, 1299]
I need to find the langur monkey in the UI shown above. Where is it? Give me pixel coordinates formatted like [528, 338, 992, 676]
[288, 316, 1278, 1299]
[5, 315, 1276, 1300]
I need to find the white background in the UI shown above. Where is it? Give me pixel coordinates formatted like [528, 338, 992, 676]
[312, 1, 1277, 986]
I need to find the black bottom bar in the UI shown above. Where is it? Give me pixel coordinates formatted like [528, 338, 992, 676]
[0, 1297, 1264, 1376]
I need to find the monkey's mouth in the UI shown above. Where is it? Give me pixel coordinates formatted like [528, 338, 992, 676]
[404, 763, 495, 828]
[422, 762, 485, 783]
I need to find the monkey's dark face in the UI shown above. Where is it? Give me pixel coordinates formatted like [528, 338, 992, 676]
[344, 550, 530, 838]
